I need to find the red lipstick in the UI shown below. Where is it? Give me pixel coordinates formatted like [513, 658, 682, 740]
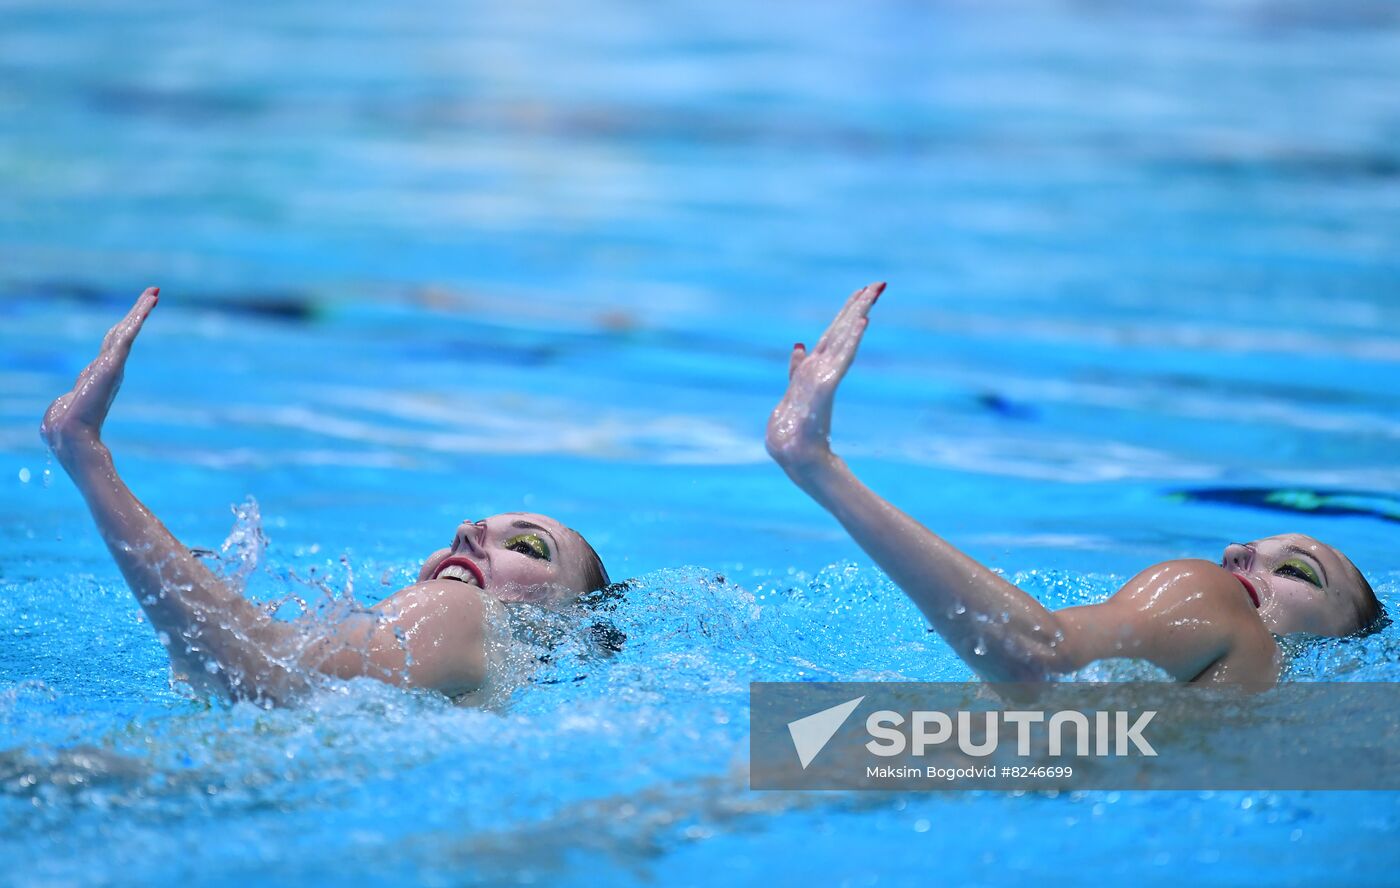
[432, 554, 486, 588]
[1232, 573, 1261, 608]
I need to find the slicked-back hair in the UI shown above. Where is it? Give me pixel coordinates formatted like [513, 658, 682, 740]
[573, 528, 610, 595]
[1352, 569, 1388, 638]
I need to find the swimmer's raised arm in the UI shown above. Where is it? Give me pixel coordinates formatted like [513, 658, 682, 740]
[41, 291, 489, 703]
[767, 285, 1278, 688]
[40, 289, 293, 698]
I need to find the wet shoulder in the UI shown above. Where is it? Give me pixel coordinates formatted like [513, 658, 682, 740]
[1111, 558, 1278, 687]
[1111, 558, 1260, 616]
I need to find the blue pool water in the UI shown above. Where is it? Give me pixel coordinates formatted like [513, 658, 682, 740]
[3, 0, 1400, 884]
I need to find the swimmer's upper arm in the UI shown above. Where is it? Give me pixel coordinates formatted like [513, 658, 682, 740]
[305, 586, 491, 698]
[1052, 559, 1278, 687]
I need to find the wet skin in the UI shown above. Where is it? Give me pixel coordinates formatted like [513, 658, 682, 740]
[1221, 534, 1371, 638]
[768, 284, 1373, 690]
[416, 514, 595, 604]
[41, 290, 598, 704]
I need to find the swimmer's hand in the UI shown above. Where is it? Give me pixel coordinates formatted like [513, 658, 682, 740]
[766, 282, 884, 479]
[41, 287, 159, 467]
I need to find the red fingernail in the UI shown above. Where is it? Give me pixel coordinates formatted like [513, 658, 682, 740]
[794, 342, 804, 350]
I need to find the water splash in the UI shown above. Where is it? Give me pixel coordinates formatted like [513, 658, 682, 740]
[191, 496, 269, 594]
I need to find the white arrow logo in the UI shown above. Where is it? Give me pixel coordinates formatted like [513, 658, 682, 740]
[787, 696, 865, 769]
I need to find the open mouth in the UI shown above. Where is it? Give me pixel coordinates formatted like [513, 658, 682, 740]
[432, 555, 486, 589]
[1232, 573, 1261, 608]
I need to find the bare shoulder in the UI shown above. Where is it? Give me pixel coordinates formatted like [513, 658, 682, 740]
[366, 580, 497, 696]
[1111, 558, 1260, 615]
[1059, 559, 1279, 687]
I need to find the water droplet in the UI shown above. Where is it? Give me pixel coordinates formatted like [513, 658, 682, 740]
[953, 603, 967, 615]
[973, 639, 987, 656]
[17, 467, 31, 484]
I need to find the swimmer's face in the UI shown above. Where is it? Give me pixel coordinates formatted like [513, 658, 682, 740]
[417, 512, 601, 605]
[1222, 534, 1372, 637]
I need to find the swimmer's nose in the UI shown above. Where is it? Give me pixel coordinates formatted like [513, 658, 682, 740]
[453, 520, 487, 556]
[1223, 543, 1253, 571]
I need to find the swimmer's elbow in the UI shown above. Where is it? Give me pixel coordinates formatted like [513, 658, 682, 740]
[1019, 642, 1081, 682]
[973, 641, 1091, 701]
[997, 658, 1058, 686]
[967, 649, 1064, 703]
[969, 637, 1070, 686]
[172, 650, 304, 707]
[1010, 610, 1086, 679]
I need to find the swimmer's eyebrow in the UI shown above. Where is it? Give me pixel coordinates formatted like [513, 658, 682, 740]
[1282, 545, 1329, 586]
[511, 519, 558, 554]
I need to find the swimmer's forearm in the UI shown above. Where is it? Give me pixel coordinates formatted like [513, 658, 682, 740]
[791, 457, 1070, 682]
[64, 442, 304, 700]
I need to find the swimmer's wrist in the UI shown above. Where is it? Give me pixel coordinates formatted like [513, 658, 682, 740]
[783, 449, 845, 487]
[49, 429, 112, 474]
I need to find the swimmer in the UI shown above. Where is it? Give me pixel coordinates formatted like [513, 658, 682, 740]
[41, 289, 610, 704]
[767, 284, 1384, 689]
